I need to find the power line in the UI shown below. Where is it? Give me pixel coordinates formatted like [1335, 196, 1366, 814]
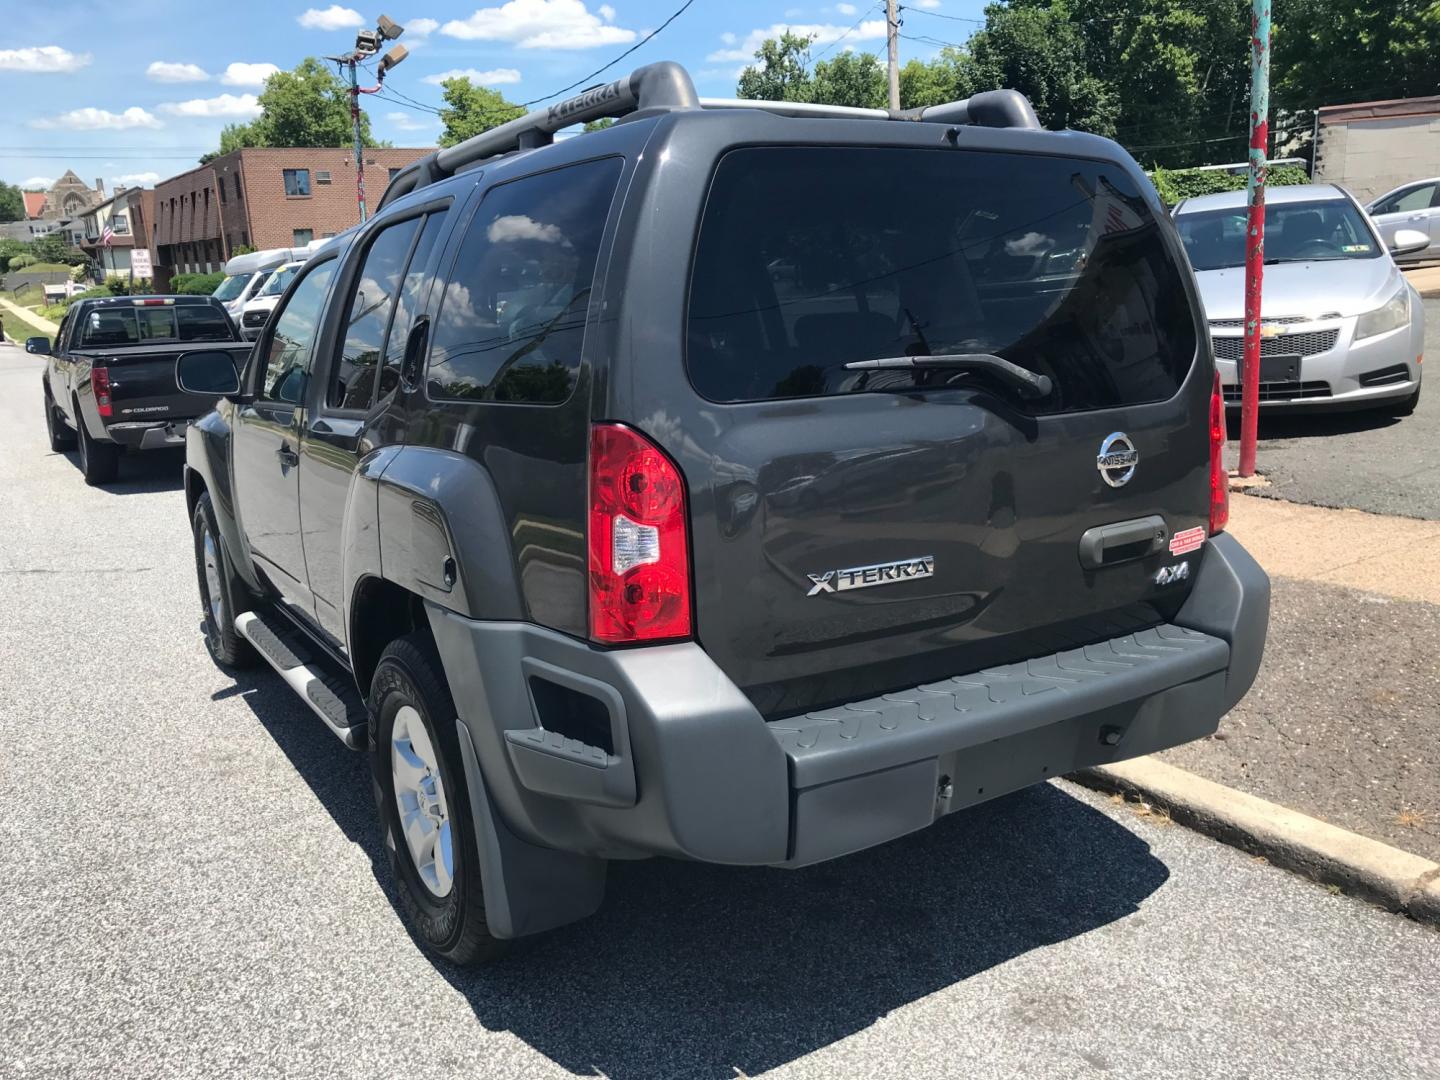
[811, 4, 885, 63]
[521, 0, 699, 106]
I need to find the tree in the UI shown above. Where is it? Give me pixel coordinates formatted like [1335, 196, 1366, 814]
[811, 51, 888, 109]
[32, 233, 86, 265]
[583, 118, 615, 132]
[437, 76, 525, 148]
[0, 182, 24, 224]
[201, 58, 384, 162]
[737, 32, 815, 102]
[899, 48, 974, 110]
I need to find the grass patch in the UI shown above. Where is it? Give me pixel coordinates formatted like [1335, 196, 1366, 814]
[1, 307, 48, 345]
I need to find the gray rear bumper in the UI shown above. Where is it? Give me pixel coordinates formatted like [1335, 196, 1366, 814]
[427, 531, 1270, 872]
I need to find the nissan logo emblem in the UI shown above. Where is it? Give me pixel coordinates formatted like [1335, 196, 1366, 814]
[1097, 432, 1139, 488]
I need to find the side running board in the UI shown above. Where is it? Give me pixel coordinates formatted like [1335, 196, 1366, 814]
[235, 610, 369, 750]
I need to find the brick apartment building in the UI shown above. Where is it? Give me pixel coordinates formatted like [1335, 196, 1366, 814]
[152, 146, 431, 278]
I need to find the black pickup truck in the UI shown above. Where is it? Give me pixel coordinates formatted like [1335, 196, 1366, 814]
[178, 63, 1269, 965]
[31, 295, 251, 484]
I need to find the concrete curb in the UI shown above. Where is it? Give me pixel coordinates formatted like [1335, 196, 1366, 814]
[1073, 756, 1440, 926]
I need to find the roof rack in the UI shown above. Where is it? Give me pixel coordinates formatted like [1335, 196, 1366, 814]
[377, 62, 1040, 209]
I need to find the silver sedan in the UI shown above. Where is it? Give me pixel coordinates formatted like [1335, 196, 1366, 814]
[1173, 183, 1424, 415]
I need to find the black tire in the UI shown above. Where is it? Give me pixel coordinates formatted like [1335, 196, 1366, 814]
[1390, 385, 1421, 417]
[75, 408, 120, 485]
[192, 491, 258, 668]
[370, 634, 506, 966]
[44, 389, 76, 452]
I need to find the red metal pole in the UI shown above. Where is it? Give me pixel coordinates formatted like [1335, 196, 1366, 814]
[1238, 0, 1271, 477]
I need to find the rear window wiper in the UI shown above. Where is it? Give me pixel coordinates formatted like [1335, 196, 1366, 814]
[844, 353, 1053, 400]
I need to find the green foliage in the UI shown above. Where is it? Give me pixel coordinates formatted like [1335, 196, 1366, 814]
[30, 233, 87, 266]
[231, 244, 256, 256]
[0, 181, 24, 224]
[737, 31, 815, 102]
[171, 272, 226, 295]
[437, 77, 525, 148]
[8, 254, 36, 272]
[1149, 164, 1313, 205]
[583, 118, 615, 132]
[201, 58, 382, 163]
[812, 51, 888, 110]
[65, 286, 116, 306]
[70, 262, 90, 283]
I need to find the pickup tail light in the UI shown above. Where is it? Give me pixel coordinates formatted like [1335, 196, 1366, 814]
[91, 366, 113, 419]
[1209, 372, 1229, 535]
[588, 423, 692, 644]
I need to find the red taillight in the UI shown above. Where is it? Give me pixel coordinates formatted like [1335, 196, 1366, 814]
[91, 366, 112, 419]
[588, 423, 692, 644]
[1209, 372, 1229, 535]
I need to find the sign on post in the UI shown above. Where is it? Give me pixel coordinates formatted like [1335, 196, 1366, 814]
[130, 248, 153, 280]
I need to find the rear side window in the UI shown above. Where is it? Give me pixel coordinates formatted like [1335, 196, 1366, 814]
[79, 303, 231, 346]
[330, 216, 422, 410]
[686, 147, 1197, 413]
[426, 157, 622, 405]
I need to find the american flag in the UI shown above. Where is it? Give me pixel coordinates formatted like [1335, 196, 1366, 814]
[101, 225, 114, 247]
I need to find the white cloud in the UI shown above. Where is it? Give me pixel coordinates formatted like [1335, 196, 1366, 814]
[159, 93, 262, 119]
[147, 60, 210, 82]
[720, 31, 737, 44]
[598, 3, 615, 19]
[21, 176, 55, 189]
[488, 214, 564, 244]
[297, 5, 365, 29]
[709, 20, 886, 62]
[442, 0, 635, 49]
[914, 0, 941, 8]
[421, 67, 522, 86]
[111, 172, 162, 187]
[385, 110, 435, 131]
[836, 2, 858, 13]
[30, 106, 162, 131]
[221, 62, 280, 87]
[0, 45, 92, 73]
[408, 17, 440, 35]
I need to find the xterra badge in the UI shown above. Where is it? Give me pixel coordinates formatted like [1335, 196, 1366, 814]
[807, 556, 935, 595]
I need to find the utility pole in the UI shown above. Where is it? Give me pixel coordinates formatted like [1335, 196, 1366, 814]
[332, 14, 408, 227]
[1238, 0, 1270, 477]
[886, 0, 901, 112]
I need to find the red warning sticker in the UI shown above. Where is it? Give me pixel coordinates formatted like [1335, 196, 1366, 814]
[1169, 526, 1207, 556]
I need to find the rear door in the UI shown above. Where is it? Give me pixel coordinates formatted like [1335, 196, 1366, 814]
[232, 256, 339, 611]
[671, 143, 1211, 717]
[1368, 182, 1439, 255]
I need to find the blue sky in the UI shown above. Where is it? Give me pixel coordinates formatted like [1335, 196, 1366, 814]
[2, 0, 988, 191]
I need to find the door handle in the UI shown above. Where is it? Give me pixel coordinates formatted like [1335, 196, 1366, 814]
[1078, 515, 1168, 570]
[276, 444, 299, 467]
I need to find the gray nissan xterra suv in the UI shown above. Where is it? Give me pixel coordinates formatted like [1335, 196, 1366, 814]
[178, 62, 1269, 965]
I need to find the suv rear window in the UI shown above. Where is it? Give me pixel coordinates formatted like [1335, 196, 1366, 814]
[79, 303, 232, 346]
[686, 147, 1197, 412]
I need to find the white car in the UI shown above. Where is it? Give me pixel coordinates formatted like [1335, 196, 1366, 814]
[238, 261, 305, 340]
[1365, 178, 1440, 264]
[1173, 184, 1425, 415]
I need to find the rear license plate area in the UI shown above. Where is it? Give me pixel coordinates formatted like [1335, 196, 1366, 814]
[1260, 354, 1301, 383]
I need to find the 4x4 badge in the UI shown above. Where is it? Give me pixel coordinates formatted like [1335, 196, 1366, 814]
[1097, 431, 1139, 487]
[807, 556, 935, 595]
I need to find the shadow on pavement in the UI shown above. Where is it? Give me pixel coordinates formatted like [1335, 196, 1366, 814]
[1226, 409, 1399, 441]
[226, 669, 1170, 1080]
[57, 445, 186, 494]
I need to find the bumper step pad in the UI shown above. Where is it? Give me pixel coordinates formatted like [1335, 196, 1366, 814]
[769, 625, 1229, 789]
[235, 610, 369, 749]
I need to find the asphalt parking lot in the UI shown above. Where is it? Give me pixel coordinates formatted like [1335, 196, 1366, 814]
[1224, 297, 1440, 519]
[3, 343, 1440, 1080]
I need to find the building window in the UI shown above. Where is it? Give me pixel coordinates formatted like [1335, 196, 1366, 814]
[316, 170, 332, 185]
[219, 180, 227, 205]
[112, 214, 130, 236]
[293, 228, 314, 246]
[234, 174, 242, 201]
[283, 169, 311, 197]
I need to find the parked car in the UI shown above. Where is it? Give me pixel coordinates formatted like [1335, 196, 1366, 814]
[1173, 184, 1425, 415]
[212, 246, 311, 323]
[31, 295, 251, 485]
[178, 61, 1269, 966]
[238, 260, 306, 341]
[1365, 178, 1440, 264]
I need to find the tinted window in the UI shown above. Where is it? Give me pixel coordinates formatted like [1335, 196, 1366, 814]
[426, 158, 622, 404]
[687, 147, 1196, 414]
[380, 213, 448, 397]
[329, 217, 421, 410]
[1374, 184, 1436, 216]
[259, 261, 336, 404]
[78, 304, 231, 346]
[1177, 199, 1379, 270]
